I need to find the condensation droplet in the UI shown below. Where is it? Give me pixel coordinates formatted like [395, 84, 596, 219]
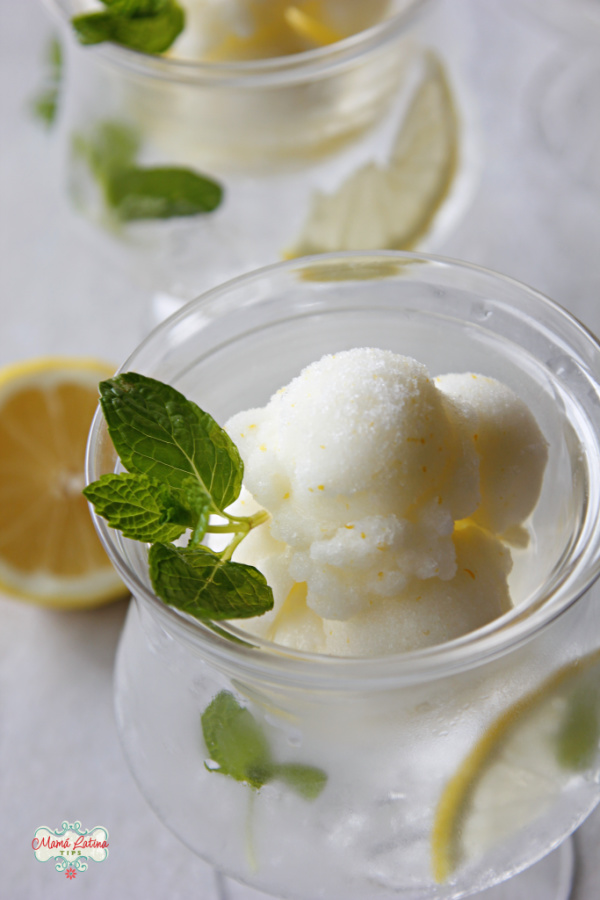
[471, 301, 494, 321]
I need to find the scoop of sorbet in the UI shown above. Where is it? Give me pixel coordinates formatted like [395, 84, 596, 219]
[225, 349, 547, 656]
[435, 373, 549, 536]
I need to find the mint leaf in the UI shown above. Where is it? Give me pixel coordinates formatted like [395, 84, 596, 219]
[31, 37, 62, 127]
[156, 476, 211, 545]
[99, 372, 243, 511]
[73, 119, 223, 222]
[274, 763, 328, 800]
[201, 692, 328, 800]
[176, 478, 212, 546]
[111, 3, 185, 53]
[105, 0, 169, 13]
[106, 167, 223, 220]
[149, 543, 274, 620]
[83, 471, 212, 544]
[201, 691, 274, 789]
[83, 472, 189, 542]
[72, 0, 184, 54]
[71, 12, 115, 45]
[32, 90, 60, 127]
[75, 121, 140, 186]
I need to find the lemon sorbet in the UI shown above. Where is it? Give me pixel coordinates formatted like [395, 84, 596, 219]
[225, 348, 548, 655]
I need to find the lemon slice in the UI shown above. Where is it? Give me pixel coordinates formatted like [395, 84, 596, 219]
[204, 0, 344, 61]
[0, 357, 128, 608]
[283, 6, 342, 45]
[432, 650, 600, 883]
[285, 50, 459, 256]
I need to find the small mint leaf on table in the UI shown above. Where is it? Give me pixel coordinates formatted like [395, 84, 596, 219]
[106, 167, 223, 221]
[99, 372, 243, 511]
[201, 691, 274, 789]
[149, 543, 274, 620]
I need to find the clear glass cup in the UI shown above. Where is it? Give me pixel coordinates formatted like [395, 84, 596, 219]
[43, 0, 475, 322]
[86, 251, 600, 900]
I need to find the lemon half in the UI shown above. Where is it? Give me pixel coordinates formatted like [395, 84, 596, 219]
[0, 357, 128, 608]
[432, 651, 600, 882]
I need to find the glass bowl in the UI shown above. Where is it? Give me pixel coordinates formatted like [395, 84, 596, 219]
[86, 251, 600, 899]
[43, 1, 475, 319]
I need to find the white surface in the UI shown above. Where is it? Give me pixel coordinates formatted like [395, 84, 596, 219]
[1, 1, 600, 898]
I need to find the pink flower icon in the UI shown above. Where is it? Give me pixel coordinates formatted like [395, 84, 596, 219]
[65, 867, 77, 880]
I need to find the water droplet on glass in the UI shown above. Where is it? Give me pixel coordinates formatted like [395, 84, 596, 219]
[547, 354, 578, 378]
[471, 301, 493, 321]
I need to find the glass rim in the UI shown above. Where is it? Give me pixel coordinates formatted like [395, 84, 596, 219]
[43, 0, 430, 86]
[85, 250, 600, 690]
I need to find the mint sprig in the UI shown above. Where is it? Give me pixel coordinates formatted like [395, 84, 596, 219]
[72, 0, 185, 54]
[83, 372, 273, 622]
[201, 691, 327, 799]
[73, 121, 223, 223]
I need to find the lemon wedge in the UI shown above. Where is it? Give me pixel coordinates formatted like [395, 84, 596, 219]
[432, 650, 600, 883]
[285, 50, 459, 256]
[0, 357, 128, 608]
